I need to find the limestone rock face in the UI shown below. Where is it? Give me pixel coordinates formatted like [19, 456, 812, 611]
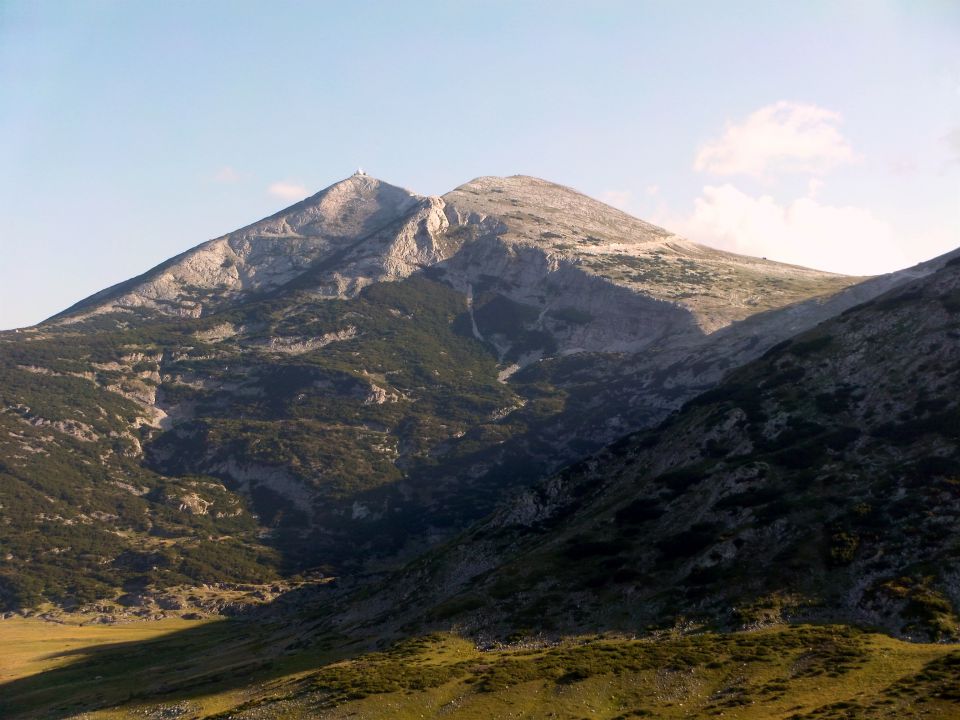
[54, 176, 824, 317]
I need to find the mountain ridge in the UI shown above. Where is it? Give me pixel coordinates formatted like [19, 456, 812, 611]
[50, 172, 861, 337]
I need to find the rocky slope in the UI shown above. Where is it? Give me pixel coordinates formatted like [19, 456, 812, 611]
[354, 254, 960, 642]
[0, 172, 945, 610]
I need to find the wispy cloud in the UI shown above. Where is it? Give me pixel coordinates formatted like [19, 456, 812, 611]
[267, 181, 309, 201]
[213, 165, 244, 183]
[695, 102, 855, 178]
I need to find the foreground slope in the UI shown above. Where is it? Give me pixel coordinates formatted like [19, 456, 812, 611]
[357, 253, 960, 642]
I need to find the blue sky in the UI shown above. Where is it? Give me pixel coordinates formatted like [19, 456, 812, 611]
[1, 0, 958, 329]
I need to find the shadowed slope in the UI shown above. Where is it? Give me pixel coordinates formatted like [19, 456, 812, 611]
[342, 253, 960, 642]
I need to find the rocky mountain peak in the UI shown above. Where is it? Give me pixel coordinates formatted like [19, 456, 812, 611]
[54, 174, 427, 322]
[439, 175, 864, 334]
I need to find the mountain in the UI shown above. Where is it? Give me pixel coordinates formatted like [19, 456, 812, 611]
[354, 253, 960, 642]
[0, 173, 942, 612]
[2, 173, 959, 720]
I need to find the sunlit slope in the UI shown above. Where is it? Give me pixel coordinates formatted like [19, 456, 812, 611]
[1, 621, 957, 719]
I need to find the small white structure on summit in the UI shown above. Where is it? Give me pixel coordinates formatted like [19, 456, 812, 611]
[355, 167, 366, 176]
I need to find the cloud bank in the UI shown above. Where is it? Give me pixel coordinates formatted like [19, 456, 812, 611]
[667, 100, 929, 275]
[672, 183, 909, 276]
[213, 166, 243, 183]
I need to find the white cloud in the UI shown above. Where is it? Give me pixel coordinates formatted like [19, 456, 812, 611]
[600, 190, 633, 211]
[213, 166, 243, 183]
[695, 101, 855, 177]
[670, 183, 911, 276]
[267, 181, 309, 201]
